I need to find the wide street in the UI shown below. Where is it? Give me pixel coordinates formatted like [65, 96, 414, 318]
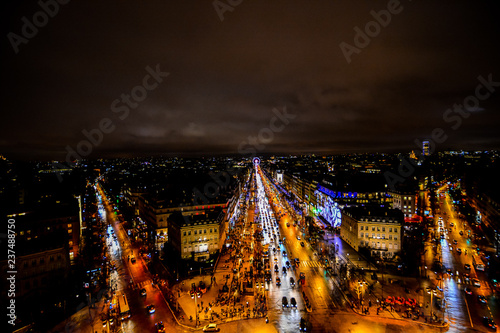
[421, 184, 499, 333]
[49, 172, 497, 333]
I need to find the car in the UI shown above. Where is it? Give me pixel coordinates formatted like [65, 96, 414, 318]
[459, 230, 464, 236]
[300, 317, 307, 331]
[282, 296, 288, 307]
[109, 318, 114, 326]
[275, 264, 279, 272]
[294, 258, 300, 264]
[276, 277, 281, 286]
[457, 248, 462, 254]
[464, 287, 473, 295]
[147, 304, 156, 314]
[478, 295, 487, 304]
[155, 321, 165, 333]
[285, 261, 290, 267]
[203, 323, 221, 332]
[464, 263, 471, 270]
[463, 273, 470, 282]
[102, 319, 107, 327]
[274, 257, 278, 263]
[282, 251, 287, 257]
[449, 246, 453, 251]
[290, 277, 295, 286]
[286, 223, 290, 227]
[446, 268, 452, 276]
[131, 256, 136, 263]
[290, 297, 297, 307]
[453, 239, 458, 245]
[140, 288, 147, 296]
[300, 241, 305, 247]
[297, 236, 301, 240]
[472, 278, 481, 287]
[483, 317, 497, 330]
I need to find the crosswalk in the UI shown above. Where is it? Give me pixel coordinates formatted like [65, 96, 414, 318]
[299, 260, 324, 268]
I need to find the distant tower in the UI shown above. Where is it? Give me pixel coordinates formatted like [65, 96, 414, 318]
[422, 141, 430, 156]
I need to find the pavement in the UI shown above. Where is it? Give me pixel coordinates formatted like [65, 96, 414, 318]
[321, 235, 449, 329]
[172, 245, 269, 329]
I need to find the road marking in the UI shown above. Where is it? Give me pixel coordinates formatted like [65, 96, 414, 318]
[463, 294, 473, 328]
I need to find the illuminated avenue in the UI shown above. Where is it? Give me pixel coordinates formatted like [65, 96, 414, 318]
[2, 151, 500, 333]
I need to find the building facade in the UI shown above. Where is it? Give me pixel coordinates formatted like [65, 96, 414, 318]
[138, 194, 228, 251]
[168, 210, 224, 261]
[341, 206, 403, 259]
[389, 190, 417, 218]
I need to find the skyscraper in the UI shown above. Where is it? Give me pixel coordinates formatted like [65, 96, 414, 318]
[423, 141, 430, 156]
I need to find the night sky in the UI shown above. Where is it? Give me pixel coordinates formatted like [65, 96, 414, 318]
[2, 0, 500, 160]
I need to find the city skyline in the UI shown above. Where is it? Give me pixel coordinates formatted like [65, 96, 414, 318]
[2, 0, 500, 160]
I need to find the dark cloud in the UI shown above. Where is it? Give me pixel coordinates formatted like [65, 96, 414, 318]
[1, 0, 500, 160]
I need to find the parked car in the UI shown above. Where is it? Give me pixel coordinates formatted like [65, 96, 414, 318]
[472, 279, 481, 287]
[282, 296, 288, 307]
[464, 287, 473, 295]
[147, 304, 156, 314]
[203, 323, 220, 332]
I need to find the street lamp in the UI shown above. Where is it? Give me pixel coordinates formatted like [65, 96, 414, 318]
[190, 284, 199, 328]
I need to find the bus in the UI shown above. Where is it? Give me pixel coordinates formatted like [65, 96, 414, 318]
[117, 293, 131, 320]
[472, 255, 485, 271]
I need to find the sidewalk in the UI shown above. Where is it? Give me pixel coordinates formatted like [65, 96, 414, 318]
[172, 249, 268, 328]
[322, 235, 448, 328]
